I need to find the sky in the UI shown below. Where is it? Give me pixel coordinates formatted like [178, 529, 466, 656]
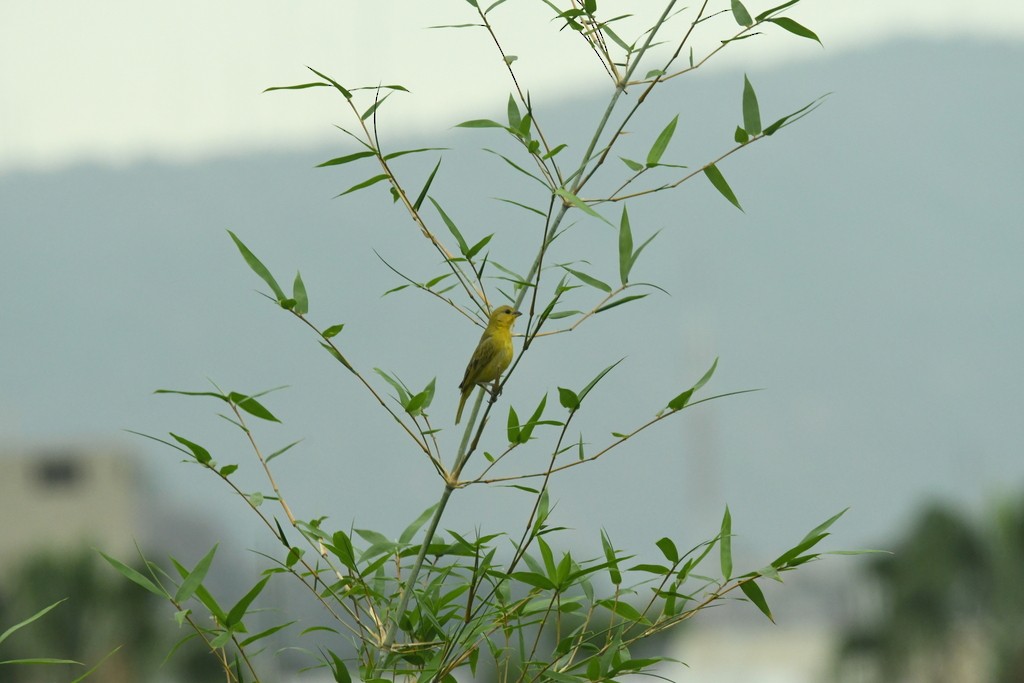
[2, 0, 1024, 172]
[1, 4, 1024, 669]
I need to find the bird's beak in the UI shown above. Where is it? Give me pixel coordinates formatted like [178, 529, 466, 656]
[513, 310, 522, 317]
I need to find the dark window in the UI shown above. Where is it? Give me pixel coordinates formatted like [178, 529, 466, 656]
[33, 455, 83, 489]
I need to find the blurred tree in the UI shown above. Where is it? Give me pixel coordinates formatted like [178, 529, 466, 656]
[836, 497, 1024, 683]
[0, 548, 221, 683]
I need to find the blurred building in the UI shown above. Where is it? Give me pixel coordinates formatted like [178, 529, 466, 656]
[0, 442, 145, 584]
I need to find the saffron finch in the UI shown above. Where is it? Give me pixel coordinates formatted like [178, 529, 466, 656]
[456, 305, 521, 424]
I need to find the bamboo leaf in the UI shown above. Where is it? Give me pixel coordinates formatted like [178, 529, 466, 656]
[98, 553, 168, 598]
[456, 119, 504, 128]
[618, 206, 633, 284]
[316, 151, 376, 168]
[646, 115, 679, 167]
[226, 576, 270, 627]
[306, 66, 352, 99]
[554, 187, 613, 226]
[578, 358, 624, 403]
[428, 198, 470, 256]
[768, 16, 822, 45]
[595, 293, 649, 314]
[667, 357, 719, 410]
[0, 599, 69, 646]
[507, 405, 521, 444]
[174, 544, 218, 603]
[338, 174, 389, 197]
[170, 433, 211, 465]
[720, 506, 733, 580]
[731, 0, 753, 26]
[740, 579, 774, 621]
[413, 158, 442, 211]
[399, 504, 440, 545]
[754, 0, 800, 20]
[561, 266, 611, 293]
[742, 75, 762, 136]
[292, 272, 308, 314]
[227, 230, 286, 301]
[703, 164, 743, 211]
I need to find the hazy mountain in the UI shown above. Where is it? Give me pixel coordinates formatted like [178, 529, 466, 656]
[2, 38, 1022, 576]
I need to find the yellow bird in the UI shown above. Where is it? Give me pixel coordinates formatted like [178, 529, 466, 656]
[456, 305, 522, 424]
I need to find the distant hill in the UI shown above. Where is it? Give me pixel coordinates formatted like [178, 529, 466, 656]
[1, 39, 1022, 565]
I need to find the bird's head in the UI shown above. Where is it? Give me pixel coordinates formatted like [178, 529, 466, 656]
[487, 305, 521, 329]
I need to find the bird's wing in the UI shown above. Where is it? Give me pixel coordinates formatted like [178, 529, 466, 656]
[460, 338, 499, 391]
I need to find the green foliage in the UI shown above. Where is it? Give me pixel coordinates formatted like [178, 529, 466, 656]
[835, 500, 1024, 683]
[111, 2, 851, 682]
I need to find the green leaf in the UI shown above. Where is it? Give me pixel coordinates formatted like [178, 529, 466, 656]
[619, 156, 644, 172]
[506, 405, 521, 443]
[170, 433, 211, 465]
[754, 0, 800, 20]
[263, 80, 332, 93]
[595, 293, 649, 314]
[306, 66, 352, 99]
[455, 118, 504, 128]
[360, 92, 392, 121]
[731, 0, 753, 26]
[720, 506, 733, 580]
[542, 143, 567, 160]
[554, 187, 612, 226]
[98, 552, 168, 598]
[600, 599, 649, 624]
[413, 158, 442, 212]
[322, 324, 344, 339]
[667, 357, 719, 410]
[316, 151, 375, 168]
[518, 393, 548, 443]
[465, 234, 493, 261]
[327, 649, 352, 683]
[740, 579, 774, 622]
[227, 392, 280, 423]
[218, 464, 237, 476]
[561, 266, 612, 293]
[399, 504, 440, 545]
[800, 508, 848, 544]
[226, 576, 270, 627]
[228, 230, 286, 301]
[339, 173, 389, 197]
[330, 531, 357, 571]
[768, 16, 821, 45]
[764, 94, 829, 136]
[240, 620, 297, 647]
[506, 93, 522, 131]
[509, 571, 555, 590]
[374, 368, 411, 406]
[319, 342, 354, 371]
[69, 645, 122, 682]
[170, 558, 228, 622]
[1, 657, 82, 666]
[558, 387, 580, 411]
[174, 544, 217, 603]
[291, 272, 308, 314]
[618, 207, 633, 285]
[429, 198, 470, 256]
[656, 537, 679, 563]
[703, 164, 743, 211]
[734, 126, 750, 144]
[0, 599, 67, 646]
[577, 358, 624, 403]
[405, 377, 435, 416]
[646, 115, 679, 167]
[742, 75, 762, 136]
